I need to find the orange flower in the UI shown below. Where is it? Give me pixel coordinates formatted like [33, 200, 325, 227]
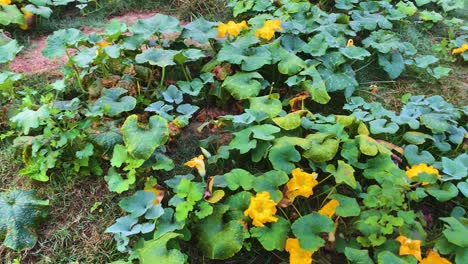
[144, 186, 164, 205]
[0, 0, 11, 4]
[396, 235, 422, 261]
[285, 238, 314, 264]
[184, 155, 206, 177]
[19, 8, 34, 30]
[406, 163, 439, 185]
[318, 199, 340, 218]
[286, 168, 318, 201]
[452, 44, 468, 55]
[217, 21, 249, 38]
[97, 41, 111, 47]
[244, 191, 278, 227]
[347, 39, 354, 47]
[255, 19, 283, 41]
[420, 249, 451, 264]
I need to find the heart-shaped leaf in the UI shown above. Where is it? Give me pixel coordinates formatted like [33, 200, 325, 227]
[137, 233, 188, 264]
[222, 72, 263, 100]
[291, 212, 335, 251]
[0, 190, 49, 250]
[93, 88, 136, 116]
[122, 115, 169, 160]
[196, 205, 244, 260]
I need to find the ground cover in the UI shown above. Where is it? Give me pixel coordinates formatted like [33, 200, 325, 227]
[0, 0, 467, 263]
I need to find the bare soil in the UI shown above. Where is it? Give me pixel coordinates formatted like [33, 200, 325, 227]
[10, 11, 160, 75]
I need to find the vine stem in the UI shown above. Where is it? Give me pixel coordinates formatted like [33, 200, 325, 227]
[180, 64, 191, 82]
[160, 66, 166, 89]
[65, 50, 85, 93]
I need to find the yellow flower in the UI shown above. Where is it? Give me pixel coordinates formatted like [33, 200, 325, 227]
[19, 8, 34, 30]
[97, 41, 111, 47]
[286, 168, 318, 201]
[184, 155, 206, 177]
[217, 20, 249, 38]
[144, 186, 164, 205]
[396, 235, 422, 261]
[406, 163, 440, 185]
[452, 44, 468, 55]
[318, 199, 340, 218]
[244, 191, 278, 227]
[285, 238, 314, 264]
[420, 250, 451, 264]
[255, 19, 283, 41]
[0, 0, 11, 4]
[347, 39, 354, 47]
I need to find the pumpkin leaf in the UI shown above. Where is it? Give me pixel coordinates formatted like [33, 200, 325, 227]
[0, 190, 49, 250]
[122, 115, 169, 160]
[196, 205, 244, 260]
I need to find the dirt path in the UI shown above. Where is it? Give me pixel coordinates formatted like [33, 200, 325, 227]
[10, 11, 159, 74]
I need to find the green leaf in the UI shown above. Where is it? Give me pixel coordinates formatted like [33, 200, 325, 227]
[330, 194, 361, 217]
[251, 217, 289, 251]
[249, 94, 282, 118]
[10, 105, 49, 135]
[122, 115, 169, 160]
[0, 190, 49, 250]
[344, 247, 374, 264]
[137, 233, 187, 264]
[130, 14, 181, 38]
[135, 48, 178, 68]
[111, 144, 128, 167]
[176, 179, 204, 204]
[403, 131, 431, 145]
[0, 40, 22, 63]
[356, 135, 380, 156]
[303, 133, 340, 162]
[404, 145, 435, 165]
[0, 4, 25, 26]
[378, 53, 405, 79]
[339, 46, 371, 60]
[268, 141, 301, 173]
[105, 216, 141, 236]
[253, 170, 289, 202]
[369, 119, 399, 134]
[420, 113, 449, 133]
[377, 251, 406, 264]
[278, 52, 306, 75]
[291, 212, 335, 251]
[224, 169, 256, 191]
[442, 157, 467, 180]
[426, 182, 459, 202]
[301, 66, 331, 104]
[104, 168, 133, 194]
[93, 88, 137, 117]
[119, 191, 157, 218]
[226, 191, 252, 221]
[174, 49, 205, 65]
[431, 66, 451, 79]
[24, 4, 52, 18]
[272, 111, 306, 131]
[396, 1, 417, 16]
[76, 143, 94, 159]
[303, 33, 328, 56]
[440, 217, 468, 248]
[104, 19, 127, 39]
[420, 10, 443, 23]
[42, 29, 86, 58]
[327, 160, 357, 189]
[181, 18, 218, 44]
[218, 43, 271, 71]
[457, 181, 468, 197]
[335, 0, 359, 10]
[196, 205, 244, 260]
[222, 72, 263, 100]
[414, 55, 438, 68]
[162, 85, 183, 104]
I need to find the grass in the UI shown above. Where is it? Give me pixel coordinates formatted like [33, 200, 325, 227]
[1, 2, 466, 263]
[0, 142, 122, 264]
